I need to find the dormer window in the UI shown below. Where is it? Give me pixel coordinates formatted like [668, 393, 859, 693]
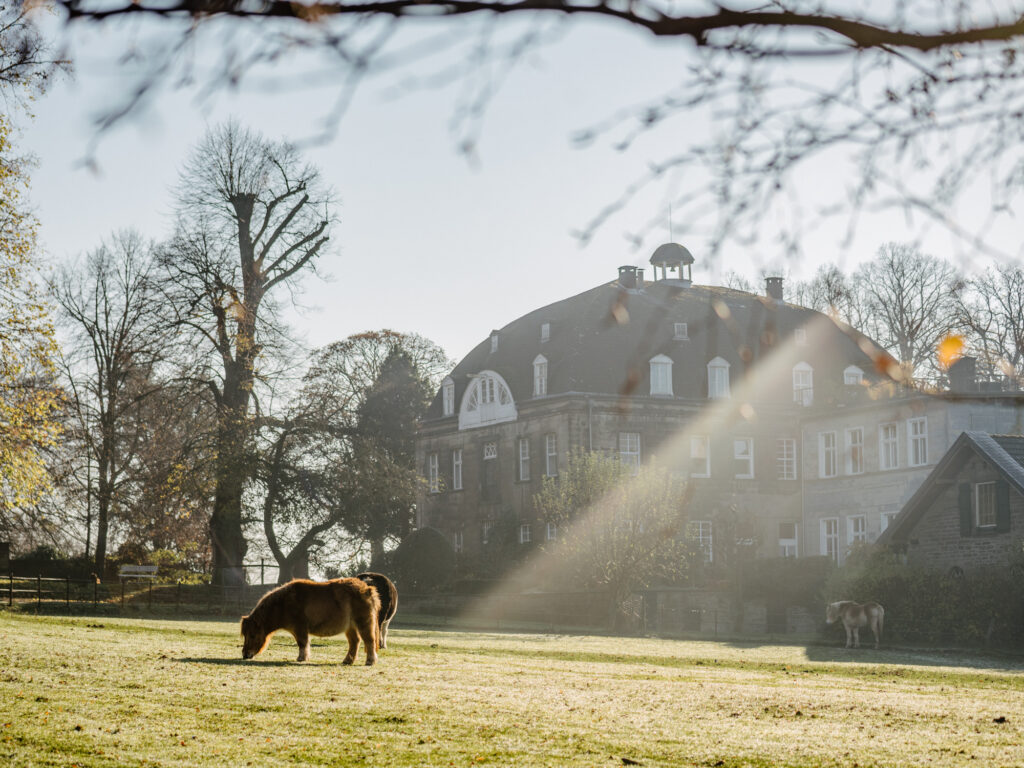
[793, 362, 813, 407]
[459, 370, 517, 430]
[441, 378, 455, 416]
[707, 357, 730, 399]
[649, 354, 673, 396]
[541, 322, 550, 343]
[533, 355, 548, 396]
[674, 322, 689, 340]
[794, 328, 807, 346]
[490, 333, 499, 353]
[844, 365, 864, 385]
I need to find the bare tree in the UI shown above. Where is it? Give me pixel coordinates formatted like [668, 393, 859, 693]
[953, 265, 1024, 384]
[856, 243, 956, 385]
[43, 2, 1024, 260]
[50, 231, 165, 575]
[161, 121, 334, 586]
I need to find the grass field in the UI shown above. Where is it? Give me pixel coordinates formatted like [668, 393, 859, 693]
[2, 612, 1023, 767]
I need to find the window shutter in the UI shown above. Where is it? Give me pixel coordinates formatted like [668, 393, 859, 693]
[996, 480, 1011, 533]
[958, 483, 972, 537]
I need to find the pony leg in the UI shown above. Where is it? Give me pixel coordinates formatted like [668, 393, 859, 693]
[342, 628, 358, 665]
[380, 619, 389, 650]
[852, 627, 860, 648]
[295, 629, 311, 662]
[357, 616, 378, 666]
[844, 624, 852, 648]
[872, 621, 880, 649]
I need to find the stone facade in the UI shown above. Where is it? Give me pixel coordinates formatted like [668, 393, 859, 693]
[800, 394, 1024, 565]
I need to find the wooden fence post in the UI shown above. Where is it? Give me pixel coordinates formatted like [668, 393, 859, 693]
[93, 577, 98, 609]
[148, 580, 153, 611]
[121, 578, 125, 609]
[8, 573, 12, 607]
[66, 575, 70, 610]
[37, 574, 41, 609]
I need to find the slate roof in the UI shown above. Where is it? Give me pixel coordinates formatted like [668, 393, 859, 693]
[425, 276, 884, 420]
[877, 431, 1024, 546]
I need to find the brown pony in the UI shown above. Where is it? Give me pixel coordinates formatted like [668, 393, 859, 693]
[356, 572, 398, 650]
[241, 578, 380, 664]
[826, 601, 884, 649]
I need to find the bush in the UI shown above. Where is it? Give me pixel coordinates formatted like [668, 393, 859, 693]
[824, 550, 1024, 646]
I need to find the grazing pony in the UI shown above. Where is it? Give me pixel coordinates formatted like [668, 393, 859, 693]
[826, 601, 884, 649]
[241, 578, 380, 664]
[356, 572, 398, 650]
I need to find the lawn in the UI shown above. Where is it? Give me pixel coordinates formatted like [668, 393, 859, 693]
[1, 612, 1023, 767]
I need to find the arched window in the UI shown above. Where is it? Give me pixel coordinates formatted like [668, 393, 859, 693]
[533, 354, 548, 397]
[793, 362, 813, 406]
[649, 354, 673, 396]
[844, 365, 864, 385]
[707, 357, 730, 399]
[459, 370, 518, 430]
[441, 377, 455, 416]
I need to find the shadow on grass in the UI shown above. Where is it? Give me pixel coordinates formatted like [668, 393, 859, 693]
[399, 628, 1024, 675]
[176, 657, 298, 667]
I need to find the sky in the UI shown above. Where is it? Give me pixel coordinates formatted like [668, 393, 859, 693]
[20, 10, 1021, 366]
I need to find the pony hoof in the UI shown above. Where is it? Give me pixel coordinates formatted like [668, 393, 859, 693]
[342, 658, 354, 665]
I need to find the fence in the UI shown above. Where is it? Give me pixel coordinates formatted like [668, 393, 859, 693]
[2, 573, 821, 639]
[3, 573, 281, 616]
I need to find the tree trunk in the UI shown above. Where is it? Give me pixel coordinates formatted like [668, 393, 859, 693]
[210, 398, 250, 586]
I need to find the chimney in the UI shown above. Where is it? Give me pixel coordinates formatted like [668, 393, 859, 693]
[765, 276, 784, 301]
[618, 265, 638, 289]
[948, 356, 977, 394]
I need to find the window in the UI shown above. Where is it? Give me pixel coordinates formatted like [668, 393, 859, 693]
[844, 366, 864, 385]
[442, 378, 455, 416]
[880, 511, 898, 533]
[540, 322, 550, 343]
[778, 522, 798, 558]
[452, 449, 463, 491]
[674, 322, 689, 340]
[793, 362, 813, 406]
[819, 432, 837, 478]
[848, 515, 867, 545]
[428, 453, 439, 493]
[880, 422, 899, 470]
[482, 442, 497, 492]
[518, 437, 530, 482]
[688, 520, 713, 563]
[482, 522, 493, 545]
[975, 481, 997, 528]
[708, 357, 730, 398]
[734, 437, 754, 479]
[519, 523, 531, 544]
[490, 333, 499, 353]
[619, 432, 640, 474]
[777, 438, 796, 480]
[845, 428, 864, 475]
[483, 442, 497, 460]
[546, 522, 557, 541]
[460, 370, 518, 430]
[908, 417, 928, 467]
[649, 354, 673, 396]
[821, 518, 839, 562]
[794, 328, 807, 346]
[691, 436, 710, 478]
[533, 355, 548, 397]
[545, 433, 558, 477]
[452, 531, 463, 554]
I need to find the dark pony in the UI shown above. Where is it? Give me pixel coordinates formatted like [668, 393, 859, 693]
[356, 572, 398, 649]
[240, 578, 379, 664]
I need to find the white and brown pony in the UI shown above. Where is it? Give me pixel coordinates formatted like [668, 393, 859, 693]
[826, 601, 884, 649]
[241, 578, 380, 664]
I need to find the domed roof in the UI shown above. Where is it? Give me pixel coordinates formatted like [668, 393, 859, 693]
[425, 277, 884, 422]
[650, 243, 695, 266]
